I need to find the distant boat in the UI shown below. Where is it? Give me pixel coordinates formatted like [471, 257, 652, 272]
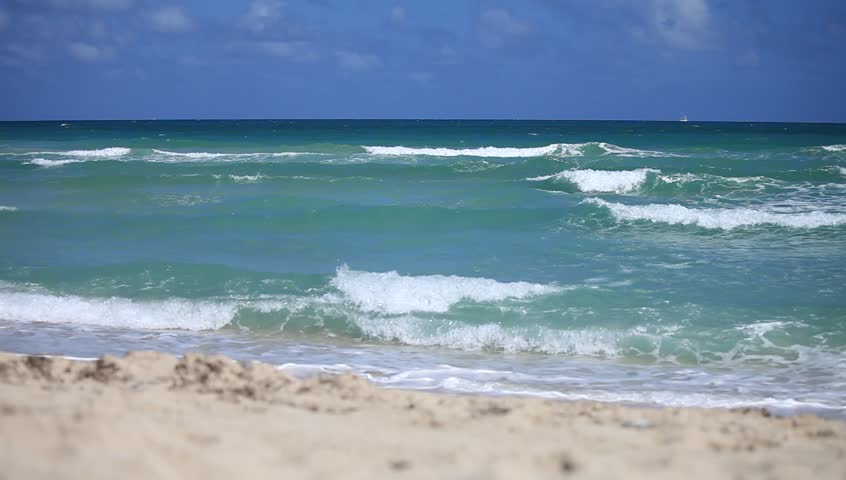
[679, 115, 689, 122]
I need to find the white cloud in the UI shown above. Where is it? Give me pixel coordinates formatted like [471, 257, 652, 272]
[482, 9, 531, 35]
[254, 41, 315, 61]
[85, 0, 132, 9]
[50, 0, 133, 10]
[643, 0, 711, 49]
[0, 10, 9, 31]
[0, 44, 46, 67]
[240, 0, 284, 33]
[479, 9, 531, 48]
[89, 19, 106, 38]
[391, 6, 406, 23]
[151, 6, 192, 33]
[336, 50, 381, 70]
[68, 42, 113, 61]
[409, 71, 433, 87]
[736, 49, 760, 67]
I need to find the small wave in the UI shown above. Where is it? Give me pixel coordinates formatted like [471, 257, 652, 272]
[25, 158, 86, 167]
[353, 318, 628, 355]
[527, 168, 658, 193]
[229, 174, 267, 183]
[331, 265, 560, 314]
[151, 149, 315, 161]
[596, 143, 682, 158]
[585, 198, 846, 230]
[0, 290, 235, 331]
[821, 144, 846, 152]
[363, 142, 681, 159]
[362, 144, 574, 158]
[528, 169, 775, 194]
[656, 173, 767, 185]
[0, 206, 17, 211]
[23, 147, 132, 157]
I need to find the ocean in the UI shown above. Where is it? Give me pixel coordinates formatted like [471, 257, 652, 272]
[1, 120, 844, 416]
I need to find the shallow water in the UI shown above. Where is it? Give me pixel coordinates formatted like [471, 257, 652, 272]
[1, 120, 844, 416]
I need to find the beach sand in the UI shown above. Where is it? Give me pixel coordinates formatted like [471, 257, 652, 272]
[0, 351, 843, 479]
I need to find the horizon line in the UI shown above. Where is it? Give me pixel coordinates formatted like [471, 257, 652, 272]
[1, 118, 844, 125]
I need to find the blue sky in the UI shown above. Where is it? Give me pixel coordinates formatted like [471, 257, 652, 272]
[1, 0, 844, 121]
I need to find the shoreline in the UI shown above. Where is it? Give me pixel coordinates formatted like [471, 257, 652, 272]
[1, 350, 844, 479]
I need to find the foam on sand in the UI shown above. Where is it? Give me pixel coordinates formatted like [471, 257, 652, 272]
[331, 265, 560, 314]
[527, 168, 658, 193]
[585, 198, 846, 230]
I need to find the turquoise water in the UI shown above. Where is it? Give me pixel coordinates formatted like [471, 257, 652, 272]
[1, 120, 845, 415]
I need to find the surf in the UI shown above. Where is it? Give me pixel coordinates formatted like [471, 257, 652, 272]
[584, 198, 846, 230]
[362, 142, 681, 158]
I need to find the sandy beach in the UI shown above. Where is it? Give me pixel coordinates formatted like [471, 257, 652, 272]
[0, 351, 843, 479]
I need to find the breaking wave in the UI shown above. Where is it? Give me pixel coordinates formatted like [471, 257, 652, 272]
[528, 168, 658, 193]
[150, 149, 315, 161]
[331, 265, 561, 314]
[26, 158, 87, 167]
[362, 142, 681, 158]
[584, 198, 846, 230]
[18, 147, 132, 158]
[0, 290, 235, 331]
[18, 147, 321, 167]
[527, 168, 785, 195]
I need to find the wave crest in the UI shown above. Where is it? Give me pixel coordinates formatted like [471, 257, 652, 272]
[0, 290, 235, 331]
[331, 265, 560, 314]
[23, 147, 132, 157]
[585, 198, 846, 230]
[528, 168, 658, 193]
[821, 144, 846, 152]
[363, 142, 680, 158]
[151, 149, 313, 161]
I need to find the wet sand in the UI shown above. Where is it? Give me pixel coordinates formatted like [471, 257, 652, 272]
[1, 351, 843, 479]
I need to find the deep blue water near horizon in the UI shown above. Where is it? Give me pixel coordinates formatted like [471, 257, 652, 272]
[1, 120, 844, 416]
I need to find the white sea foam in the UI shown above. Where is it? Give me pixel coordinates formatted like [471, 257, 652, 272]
[352, 317, 627, 355]
[363, 142, 681, 158]
[0, 206, 17, 211]
[0, 291, 235, 331]
[821, 144, 846, 152]
[229, 173, 267, 183]
[151, 149, 313, 161]
[585, 198, 846, 230]
[527, 168, 657, 193]
[595, 143, 682, 158]
[21, 148, 131, 166]
[362, 144, 574, 158]
[26, 157, 87, 167]
[735, 321, 808, 339]
[65, 147, 131, 157]
[331, 265, 560, 314]
[657, 173, 767, 184]
[22, 147, 132, 157]
[419, 381, 842, 412]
